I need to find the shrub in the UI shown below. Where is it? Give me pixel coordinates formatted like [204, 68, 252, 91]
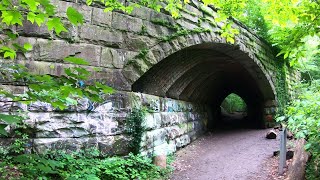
[278, 80, 320, 179]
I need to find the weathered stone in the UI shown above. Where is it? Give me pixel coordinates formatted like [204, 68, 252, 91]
[37, 39, 101, 66]
[17, 21, 50, 36]
[130, 5, 153, 20]
[80, 25, 123, 47]
[160, 112, 180, 127]
[151, 128, 167, 147]
[175, 134, 190, 148]
[287, 131, 294, 140]
[52, 0, 92, 22]
[122, 65, 142, 83]
[180, 11, 198, 24]
[92, 7, 112, 27]
[266, 130, 277, 139]
[141, 131, 154, 149]
[142, 94, 161, 112]
[112, 12, 143, 33]
[143, 113, 161, 130]
[122, 33, 158, 51]
[165, 125, 185, 140]
[100, 47, 138, 68]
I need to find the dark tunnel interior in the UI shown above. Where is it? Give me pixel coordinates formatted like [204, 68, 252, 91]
[132, 43, 275, 129]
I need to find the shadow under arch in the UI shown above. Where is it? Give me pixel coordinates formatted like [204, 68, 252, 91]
[132, 42, 276, 129]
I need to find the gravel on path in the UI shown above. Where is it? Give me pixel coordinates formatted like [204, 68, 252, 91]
[170, 129, 280, 180]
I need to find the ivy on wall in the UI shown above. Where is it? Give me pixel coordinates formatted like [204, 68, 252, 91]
[124, 108, 147, 155]
[274, 59, 289, 116]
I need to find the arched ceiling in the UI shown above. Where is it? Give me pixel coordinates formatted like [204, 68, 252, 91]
[132, 43, 275, 106]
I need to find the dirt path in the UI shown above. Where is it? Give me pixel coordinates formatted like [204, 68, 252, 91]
[170, 129, 279, 180]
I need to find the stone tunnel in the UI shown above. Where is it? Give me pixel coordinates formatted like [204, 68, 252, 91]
[0, 0, 300, 156]
[131, 43, 275, 129]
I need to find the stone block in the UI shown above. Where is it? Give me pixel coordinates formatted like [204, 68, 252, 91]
[165, 125, 185, 140]
[33, 137, 95, 153]
[160, 112, 180, 127]
[153, 143, 169, 156]
[122, 65, 142, 84]
[180, 11, 198, 23]
[52, 0, 92, 22]
[37, 39, 101, 66]
[152, 128, 167, 147]
[99, 135, 130, 155]
[34, 111, 123, 138]
[142, 94, 161, 112]
[131, 5, 153, 20]
[175, 134, 190, 148]
[143, 113, 156, 130]
[122, 33, 158, 51]
[100, 47, 138, 68]
[79, 25, 123, 47]
[187, 121, 194, 132]
[92, 7, 112, 27]
[127, 92, 143, 109]
[112, 12, 143, 33]
[92, 68, 131, 90]
[17, 21, 50, 36]
[141, 131, 154, 149]
[177, 19, 199, 30]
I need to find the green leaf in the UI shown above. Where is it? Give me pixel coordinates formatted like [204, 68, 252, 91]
[64, 56, 89, 65]
[66, 7, 84, 25]
[34, 13, 46, 26]
[24, 43, 33, 51]
[5, 31, 18, 40]
[46, 18, 67, 35]
[0, 46, 16, 59]
[27, 12, 36, 24]
[13, 154, 30, 163]
[22, 0, 39, 11]
[0, 114, 24, 124]
[1, 11, 23, 25]
[86, 0, 93, 6]
[0, 124, 8, 136]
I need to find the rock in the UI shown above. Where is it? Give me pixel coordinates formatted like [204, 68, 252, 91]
[286, 150, 294, 160]
[273, 125, 281, 130]
[273, 150, 294, 160]
[266, 130, 277, 139]
[287, 131, 294, 140]
[273, 150, 280, 156]
[153, 155, 166, 168]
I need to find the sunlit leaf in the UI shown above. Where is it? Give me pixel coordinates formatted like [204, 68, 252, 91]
[66, 7, 84, 25]
[46, 18, 67, 35]
[64, 56, 89, 65]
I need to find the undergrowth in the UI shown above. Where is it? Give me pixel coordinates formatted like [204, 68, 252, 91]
[0, 146, 174, 180]
[0, 114, 174, 180]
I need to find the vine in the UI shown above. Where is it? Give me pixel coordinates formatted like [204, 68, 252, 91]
[274, 59, 289, 116]
[124, 107, 147, 155]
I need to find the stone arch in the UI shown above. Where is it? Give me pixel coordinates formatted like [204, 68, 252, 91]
[122, 28, 278, 128]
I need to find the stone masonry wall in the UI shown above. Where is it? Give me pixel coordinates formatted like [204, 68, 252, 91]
[0, 0, 298, 155]
[0, 91, 208, 156]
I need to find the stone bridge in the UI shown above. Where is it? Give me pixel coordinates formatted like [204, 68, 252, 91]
[0, 0, 299, 156]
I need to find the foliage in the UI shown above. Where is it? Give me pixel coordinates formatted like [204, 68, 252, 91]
[0, 147, 173, 180]
[0, 0, 114, 135]
[221, 93, 246, 113]
[277, 80, 320, 179]
[125, 108, 147, 155]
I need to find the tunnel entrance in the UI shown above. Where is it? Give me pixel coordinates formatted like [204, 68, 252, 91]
[132, 43, 276, 130]
[217, 93, 248, 129]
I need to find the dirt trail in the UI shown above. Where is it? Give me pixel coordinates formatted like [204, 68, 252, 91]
[170, 129, 279, 180]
